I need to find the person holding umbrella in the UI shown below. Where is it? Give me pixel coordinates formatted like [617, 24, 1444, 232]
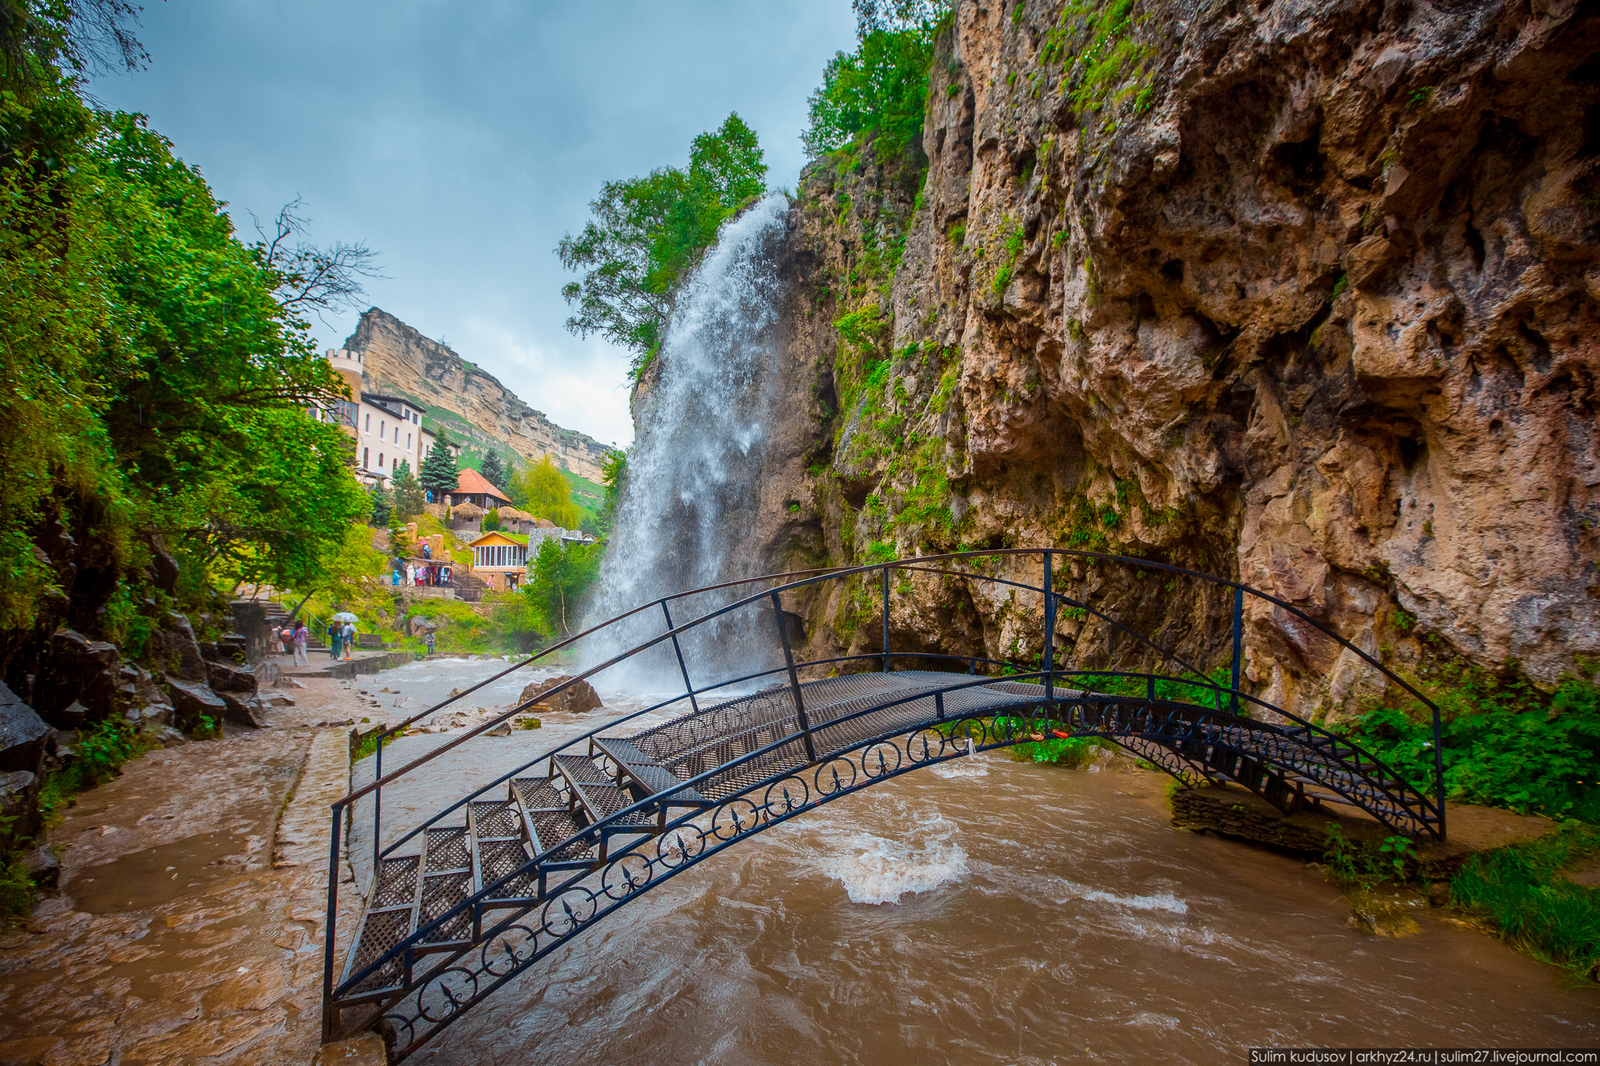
[331, 612, 359, 661]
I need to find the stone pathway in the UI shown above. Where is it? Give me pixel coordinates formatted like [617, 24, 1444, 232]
[0, 676, 371, 1066]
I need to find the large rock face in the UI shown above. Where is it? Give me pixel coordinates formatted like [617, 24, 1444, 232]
[344, 308, 614, 481]
[685, 0, 1600, 722]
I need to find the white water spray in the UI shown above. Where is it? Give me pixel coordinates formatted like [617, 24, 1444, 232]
[586, 194, 791, 690]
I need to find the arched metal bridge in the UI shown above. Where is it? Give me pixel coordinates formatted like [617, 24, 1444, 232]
[320, 549, 1446, 1060]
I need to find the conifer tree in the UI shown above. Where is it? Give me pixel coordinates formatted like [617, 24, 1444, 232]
[391, 460, 426, 519]
[480, 449, 507, 492]
[420, 428, 460, 500]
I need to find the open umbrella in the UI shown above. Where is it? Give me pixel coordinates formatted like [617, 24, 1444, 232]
[331, 611, 359, 624]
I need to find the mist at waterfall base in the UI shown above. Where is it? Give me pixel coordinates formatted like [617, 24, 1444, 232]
[584, 193, 792, 698]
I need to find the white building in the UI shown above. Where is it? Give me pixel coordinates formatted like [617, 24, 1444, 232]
[315, 348, 457, 487]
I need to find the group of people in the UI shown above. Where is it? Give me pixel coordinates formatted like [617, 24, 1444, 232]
[393, 561, 453, 587]
[277, 620, 310, 666]
[328, 619, 357, 660]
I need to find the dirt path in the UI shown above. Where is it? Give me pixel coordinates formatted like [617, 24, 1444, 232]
[0, 675, 367, 1066]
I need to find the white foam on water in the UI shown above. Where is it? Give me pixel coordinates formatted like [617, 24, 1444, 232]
[815, 810, 969, 905]
[1051, 879, 1188, 915]
[931, 753, 991, 779]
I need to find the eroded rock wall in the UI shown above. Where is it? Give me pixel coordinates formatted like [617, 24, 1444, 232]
[752, 0, 1600, 720]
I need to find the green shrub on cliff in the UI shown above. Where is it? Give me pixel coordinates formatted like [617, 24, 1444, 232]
[1345, 669, 1600, 822]
[802, 9, 940, 160]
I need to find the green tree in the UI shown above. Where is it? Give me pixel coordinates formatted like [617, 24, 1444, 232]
[391, 460, 426, 519]
[802, 2, 944, 159]
[558, 113, 767, 376]
[387, 516, 410, 562]
[420, 428, 459, 500]
[482, 507, 502, 533]
[510, 455, 583, 530]
[1, 82, 369, 620]
[595, 448, 627, 538]
[479, 449, 508, 492]
[525, 537, 601, 635]
[368, 483, 393, 526]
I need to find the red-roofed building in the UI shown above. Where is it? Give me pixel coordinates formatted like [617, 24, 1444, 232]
[449, 468, 511, 511]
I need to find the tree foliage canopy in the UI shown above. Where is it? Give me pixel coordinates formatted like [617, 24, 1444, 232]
[802, 0, 945, 159]
[391, 460, 425, 520]
[508, 455, 583, 531]
[524, 538, 601, 636]
[557, 113, 766, 376]
[478, 450, 507, 494]
[0, 66, 371, 629]
[419, 428, 460, 499]
[0, 0, 383, 644]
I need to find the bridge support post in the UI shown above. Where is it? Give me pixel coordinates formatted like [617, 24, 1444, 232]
[373, 742, 382, 871]
[771, 592, 817, 763]
[661, 601, 700, 714]
[1041, 552, 1055, 703]
[321, 803, 342, 1043]
[1230, 585, 1244, 715]
[881, 567, 891, 674]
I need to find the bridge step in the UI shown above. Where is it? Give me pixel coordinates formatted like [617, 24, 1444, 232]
[468, 801, 537, 904]
[338, 852, 422, 1001]
[416, 827, 474, 950]
[510, 777, 595, 865]
[592, 736, 712, 806]
[554, 753, 658, 835]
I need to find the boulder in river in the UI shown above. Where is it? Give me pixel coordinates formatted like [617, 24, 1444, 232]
[517, 676, 602, 714]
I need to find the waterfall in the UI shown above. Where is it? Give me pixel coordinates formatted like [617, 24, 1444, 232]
[585, 193, 791, 692]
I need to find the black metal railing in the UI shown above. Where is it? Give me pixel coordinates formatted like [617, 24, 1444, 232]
[320, 548, 1447, 1048]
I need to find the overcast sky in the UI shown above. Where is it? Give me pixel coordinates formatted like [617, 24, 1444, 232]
[87, 0, 857, 448]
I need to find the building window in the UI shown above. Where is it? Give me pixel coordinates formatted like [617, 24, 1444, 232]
[337, 398, 358, 427]
[407, 432, 412, 449]
[379, 419, 385, 438]
[379, 452, 385, 468]
[395, 426, 400, 443]
[365, 413, 371, 432]
[363, 447, 369, 468]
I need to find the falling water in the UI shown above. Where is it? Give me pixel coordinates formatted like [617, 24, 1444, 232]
[585, 193, 791, 691]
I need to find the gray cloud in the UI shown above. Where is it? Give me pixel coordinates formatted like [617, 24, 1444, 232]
[88, 0, 856, 446]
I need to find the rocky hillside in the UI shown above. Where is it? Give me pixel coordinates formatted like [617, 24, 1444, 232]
[344, 308, 613, 483]
[699, 0, 1599, 723]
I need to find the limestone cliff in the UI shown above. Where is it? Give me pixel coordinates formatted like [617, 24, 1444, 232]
[725, 0, 1600, 722]
[344, 308, 613, 483]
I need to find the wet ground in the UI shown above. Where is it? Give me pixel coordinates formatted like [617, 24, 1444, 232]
[0, 670, 367, 1066]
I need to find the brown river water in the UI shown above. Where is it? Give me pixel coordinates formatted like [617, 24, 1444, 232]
[346, 659, 1600, 1065]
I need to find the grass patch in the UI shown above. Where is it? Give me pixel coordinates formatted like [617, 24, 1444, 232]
[1452, 822, 1600, 980]
[351, 727, 400, 763]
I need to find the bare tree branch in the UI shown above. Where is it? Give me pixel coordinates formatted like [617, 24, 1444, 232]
[253, 198, 387, 325]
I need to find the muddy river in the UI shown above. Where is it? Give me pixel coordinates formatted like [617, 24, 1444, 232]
[345, 659, 1600, 1064]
